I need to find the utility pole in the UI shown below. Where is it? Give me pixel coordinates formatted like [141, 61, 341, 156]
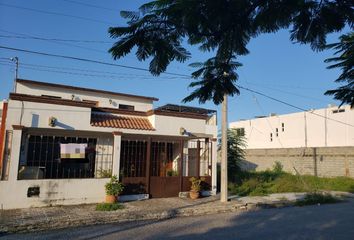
[220, 93, 228, 202]
[11, 57, 19, 93]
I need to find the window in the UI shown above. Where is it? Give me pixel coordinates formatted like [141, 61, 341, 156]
[18, 135, 113, 180]
[276, 128, 279, 137]
[82, 99, 98, 105]
[332, 109, 345, 114]
[41, 95, 62, 99]
[236, 128, 245, 136]
[119, 104, 135, 111]
[270, 133, 273, 142]
[282, 123, 285, 132]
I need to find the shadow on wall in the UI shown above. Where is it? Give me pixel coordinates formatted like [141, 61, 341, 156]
[239, 160, 258, 171]
[56, 122, 75, 130]
[40, 181, 59, 205]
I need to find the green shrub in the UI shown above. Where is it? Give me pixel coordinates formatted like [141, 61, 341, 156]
[272, 161, 283, 174]
[270, 174, 307, 193]
[229, 170, 354, 197]
[189, 177, 205, 192]
[105, 175, 124, 196]
[295, 192, 340, 206]
[97, 168, 112, 178]
[96, 203, 124, 211]
[166, 169, 178, 176]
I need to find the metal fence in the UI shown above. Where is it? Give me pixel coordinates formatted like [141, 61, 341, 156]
[18, 134, 113, 179]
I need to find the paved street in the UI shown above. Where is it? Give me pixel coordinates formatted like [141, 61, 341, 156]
[1, 199, 354, 240]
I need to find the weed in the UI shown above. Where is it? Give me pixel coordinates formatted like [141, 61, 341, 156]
[229, 169, 354, 196]
[295, 192, 340, 206]
[96, 203, 124, 211]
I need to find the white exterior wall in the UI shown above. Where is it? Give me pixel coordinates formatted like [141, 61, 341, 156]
[16, 82, 153, 112]
[0, 178, 109, 209]
[0, 83, 218, 209]
[230, 105, 354, 149]
[6, 100, 216, 137]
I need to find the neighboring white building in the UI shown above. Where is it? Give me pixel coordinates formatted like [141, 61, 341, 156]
[229, 105, 354, 149]
[0, 79, 217, 209]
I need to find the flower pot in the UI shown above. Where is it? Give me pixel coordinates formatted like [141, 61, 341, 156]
[105, 195, 116, 203]
[189, 191, 200, 200]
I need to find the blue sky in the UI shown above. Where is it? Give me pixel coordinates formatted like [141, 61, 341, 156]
[0, 0, 347, 123]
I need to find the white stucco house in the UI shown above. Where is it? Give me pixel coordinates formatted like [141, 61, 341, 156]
[0, 79, 217, 209]
[230, 105, 354, 149]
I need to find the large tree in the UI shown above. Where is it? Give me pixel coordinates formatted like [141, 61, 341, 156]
[109, 0, 353, 106]
[287, 1, 353, 106]
[109, 0, 261, 202]
[325, 32, 354, 107]
[108, 0, 353, 201]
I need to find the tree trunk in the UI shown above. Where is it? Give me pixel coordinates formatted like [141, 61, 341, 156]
[220, 93, 228, 202]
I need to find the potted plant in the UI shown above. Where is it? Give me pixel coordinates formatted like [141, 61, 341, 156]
[189, 177, 205, 200]
[105, 175, 124, 203]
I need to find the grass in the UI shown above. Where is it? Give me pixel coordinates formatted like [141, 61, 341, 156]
[229, 168, 354, 197]
[295, 192, 340, 206]
[96, 203, 124, 211]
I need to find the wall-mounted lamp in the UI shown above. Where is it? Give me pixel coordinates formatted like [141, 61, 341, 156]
[48, 117, 57, 127]
[180, 127, 187, 135]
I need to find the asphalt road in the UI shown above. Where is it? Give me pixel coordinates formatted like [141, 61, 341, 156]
[2, 199, 354, 240]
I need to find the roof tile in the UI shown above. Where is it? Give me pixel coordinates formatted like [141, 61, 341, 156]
[91, 113, 154, 131]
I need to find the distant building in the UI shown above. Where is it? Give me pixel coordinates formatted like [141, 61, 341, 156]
[229, 105, 354, 178]
[230, 105, 354, 149]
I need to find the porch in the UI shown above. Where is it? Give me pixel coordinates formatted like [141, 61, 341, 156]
[1, 127, 216, 204]
[120, 135, 215, 198]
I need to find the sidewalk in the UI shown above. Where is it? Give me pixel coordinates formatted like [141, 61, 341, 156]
[1, 191, 353, 233]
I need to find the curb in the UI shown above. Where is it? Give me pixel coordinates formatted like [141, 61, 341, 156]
[0, 201, 285, 234]
[4, 192, 349, 234]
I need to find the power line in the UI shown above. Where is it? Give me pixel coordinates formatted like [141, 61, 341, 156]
[0, 60, 158, 77]
[244, 81, 325, 91]
[0, 45, 190, 77]
[252, 94, 284, 147]
[0, 34, 113, 44]
[1, 45, 351, 128]
[23, 63, 187, 79]
[61, 0, 119, 13]
[237, 85, 354, 128]
[0, 63, 189, 81]
[0, 29, 110, 54]
[0, 2, 114, 25]
[0, 30, 191, 72]
[245, 83, 326, 103]
[0, 29, 117, 56]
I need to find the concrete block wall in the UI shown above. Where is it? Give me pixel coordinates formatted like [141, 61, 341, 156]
[241, 147, 354, 178]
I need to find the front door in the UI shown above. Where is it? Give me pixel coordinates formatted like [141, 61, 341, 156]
[149, 141, 181, 198]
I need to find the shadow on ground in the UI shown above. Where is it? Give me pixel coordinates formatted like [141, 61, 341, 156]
[2, 199, 354, 240]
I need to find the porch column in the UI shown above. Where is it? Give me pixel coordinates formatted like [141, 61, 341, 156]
[112, 132, 122, 179]
[196, 140, 201, 177]
[211, 138, 218, 195]
[145, 137, 151, 194]
[179, 139, 184, 192]
[8, 125, 24, 182]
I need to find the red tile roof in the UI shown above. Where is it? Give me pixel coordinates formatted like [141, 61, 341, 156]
[90, 113, 154, 131]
